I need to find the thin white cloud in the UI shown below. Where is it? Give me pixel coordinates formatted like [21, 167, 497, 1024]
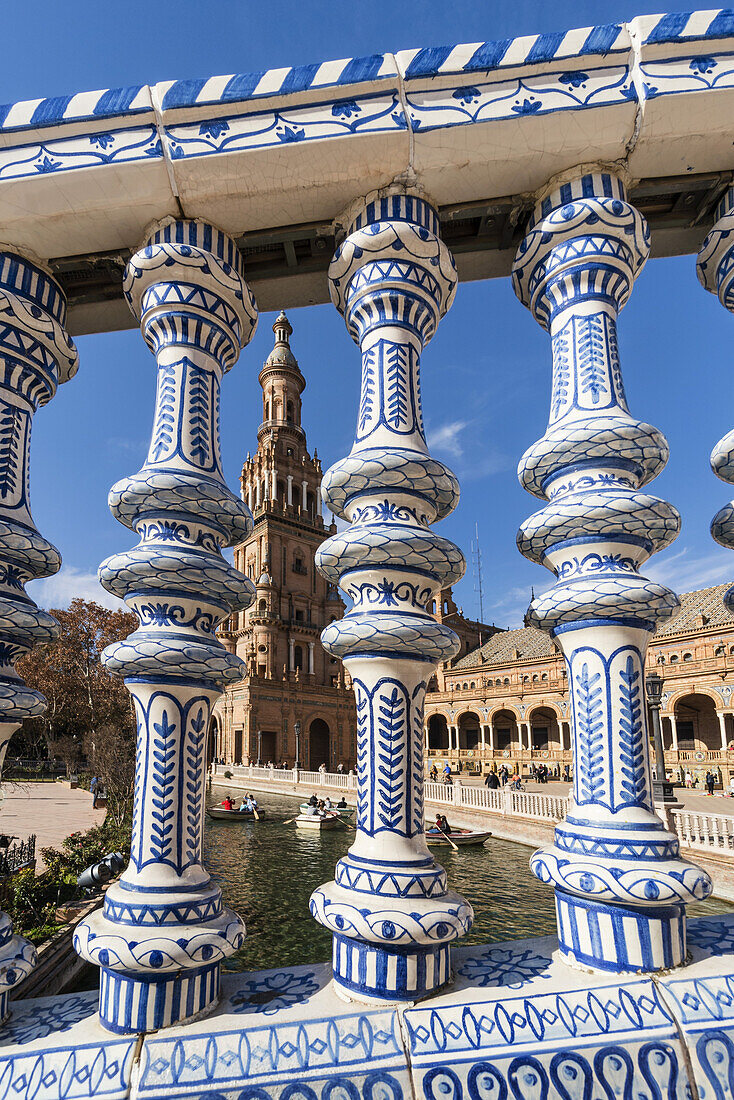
[646, 546, 734, 594]
[427, 420, 468, 459]
[27, 567, 125, 612]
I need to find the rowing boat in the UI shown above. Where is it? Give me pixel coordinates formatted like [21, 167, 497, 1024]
[299, 802, 354, 819]
[294, 811, 340, 830]
[425, 827, 491, 847]
[207, 807, 265, 821]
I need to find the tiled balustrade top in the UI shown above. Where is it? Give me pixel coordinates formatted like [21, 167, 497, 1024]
[1, 10, 731, 132]
[6, 7, 734, 330]
[4, 915, 734, 1100]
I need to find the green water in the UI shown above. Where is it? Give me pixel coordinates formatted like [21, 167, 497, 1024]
[205, 787, 734, 975]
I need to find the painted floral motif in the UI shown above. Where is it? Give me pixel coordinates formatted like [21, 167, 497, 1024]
[228, 970, 321, 1015]
[455, 946, 552, 988]
[3, 993, 96, 1044]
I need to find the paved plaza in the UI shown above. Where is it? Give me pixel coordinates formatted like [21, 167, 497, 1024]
[0, 781, 105, 869]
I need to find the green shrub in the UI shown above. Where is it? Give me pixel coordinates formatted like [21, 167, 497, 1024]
[6, 819, 132, 947]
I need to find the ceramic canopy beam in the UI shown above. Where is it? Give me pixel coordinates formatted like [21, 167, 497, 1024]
[310, 189, 473, 1003]
[512, 168, 712, 973]
[73, 219, 258, 1034]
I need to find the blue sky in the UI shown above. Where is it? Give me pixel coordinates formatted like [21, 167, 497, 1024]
[10, 0, 734, 627]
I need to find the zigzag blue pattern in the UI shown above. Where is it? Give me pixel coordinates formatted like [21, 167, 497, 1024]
[385, 343, 410, 430]
[186, 707, 206, 863]
[577, 314, 609, 404]
[376, 685, 406, 832]
[149, 709, 176, 863]
[0, 400, 21, 502]
[358, 346, 377, 435]
[617, 654, 647, 806]
[187, 364, 211, 465]
[575, 662, 605, 804]
[550, 325, 571, 420]
[355, 686, 370, 827]
[151, 363, 176, 460]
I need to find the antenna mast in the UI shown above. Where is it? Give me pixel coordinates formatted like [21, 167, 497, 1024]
[472, 522, 485, 646]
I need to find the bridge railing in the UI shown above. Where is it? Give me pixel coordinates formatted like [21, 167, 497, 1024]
[210, 764, 733, 853]
[671, 810, 734, 852]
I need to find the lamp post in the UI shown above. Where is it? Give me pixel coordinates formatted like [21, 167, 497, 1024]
[294, 720, 301, 770]
[256, 729, 262, 768]
[646, 671, 676, 803]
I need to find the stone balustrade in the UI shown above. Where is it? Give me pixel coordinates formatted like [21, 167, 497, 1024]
[210, 763, 734, 858]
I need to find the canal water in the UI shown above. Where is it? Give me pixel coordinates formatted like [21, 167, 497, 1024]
[206, 787, 734, 975]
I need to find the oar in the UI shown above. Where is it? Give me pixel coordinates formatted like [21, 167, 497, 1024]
[252, 806, 260, 821]
[438, 826, 459, 852]
[332, 814, 356, 830]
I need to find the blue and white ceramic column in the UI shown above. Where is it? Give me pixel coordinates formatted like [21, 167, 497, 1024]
[512, 169, 712, 973]
[0, 250, 77, 1016]
[310, 190, 473, 1003]
[697, 188, 734, 590]
[74, 220, 257, 1034]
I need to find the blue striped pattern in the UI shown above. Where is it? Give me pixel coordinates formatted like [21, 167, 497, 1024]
[1, 11, 734, 136]
[555, 890, 686, 973]
[99, 963, 219, 1034]
[161, 54, 392, 110]
[644, 8, 734, 43]
[332, 934, 450, 1000]
[0, 84, 148, 132]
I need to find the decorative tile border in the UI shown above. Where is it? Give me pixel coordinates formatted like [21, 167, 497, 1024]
[0, 126, 161, 181]
[163, 93, 407, 162]
[404, 64, 633, 134]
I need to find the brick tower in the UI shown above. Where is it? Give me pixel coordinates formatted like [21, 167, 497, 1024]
[214, 312, 355, 769]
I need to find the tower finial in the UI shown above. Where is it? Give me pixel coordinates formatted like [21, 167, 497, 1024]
[273, 310, 292, 345]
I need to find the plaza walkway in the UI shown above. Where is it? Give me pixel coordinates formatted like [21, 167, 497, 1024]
[0, 782, 105, 870]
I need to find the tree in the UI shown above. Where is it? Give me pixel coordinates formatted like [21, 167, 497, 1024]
[17, 598, 137, 754]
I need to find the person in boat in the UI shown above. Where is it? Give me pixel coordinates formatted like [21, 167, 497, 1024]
[324, 796, 333, 809]
[222, 795, 234, 810]
[248, 794, 259, 810]
[308, 793, 318, 807]
[337, 797, 347, 809]
[239, 796, 249, 812]
[439, 814, 452, 835]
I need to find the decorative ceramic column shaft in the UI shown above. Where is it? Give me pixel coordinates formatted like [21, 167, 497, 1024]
[310, 190, 473, 1003]
[512, 169, 711, 973]
[74, 219, 257, 1034]
[0, 250, 77, 1016]
[697, 187, 734, 597]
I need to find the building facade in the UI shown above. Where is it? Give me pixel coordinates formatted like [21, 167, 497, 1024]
[425, 583, 734, 787]
[213, 313, 355, 769]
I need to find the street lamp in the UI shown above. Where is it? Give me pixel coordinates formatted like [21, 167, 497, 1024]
[256, 729, 262, 767]
[294, 720, 301, 770]
[645, 671, 676, 804]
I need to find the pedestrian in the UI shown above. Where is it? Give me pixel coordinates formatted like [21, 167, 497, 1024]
[90, 775, 99, 808]
[685, 769, 692, 788]
[706, 771, 716, 797]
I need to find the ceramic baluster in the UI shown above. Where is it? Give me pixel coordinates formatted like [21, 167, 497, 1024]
[309, 190, 473, 1003]
[697, 187, 734, 602]
[512, 169, 712, 973]
[74, 220, 257, 1033]
[0, 251, 77, 1017]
